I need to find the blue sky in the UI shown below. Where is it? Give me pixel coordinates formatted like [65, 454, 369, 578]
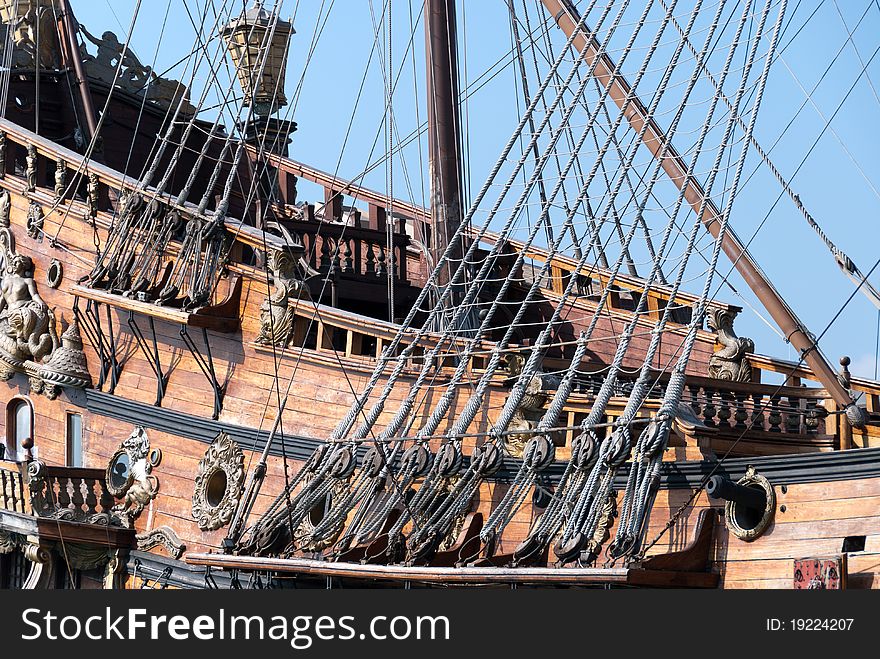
[71, 0, 880, 381]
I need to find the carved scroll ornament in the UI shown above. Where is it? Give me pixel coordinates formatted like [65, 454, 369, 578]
[136, 526, 186, 559]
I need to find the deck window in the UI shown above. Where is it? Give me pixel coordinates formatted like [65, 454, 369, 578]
[66, 413, 83, 467]
[5, 398, 33, 462]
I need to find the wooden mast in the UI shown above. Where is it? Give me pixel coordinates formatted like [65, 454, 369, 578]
[425, 0, 464, 291]
[539, 0, 864, 424]
[56, 0, 99, 144]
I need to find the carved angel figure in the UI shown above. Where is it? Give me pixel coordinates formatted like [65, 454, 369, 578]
[0, 253, 53, 363]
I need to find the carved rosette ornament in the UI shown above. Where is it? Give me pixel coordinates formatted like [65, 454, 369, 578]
[106, 427, 160, 527]
[292, 476, 350, 553]
[192, 431, 245, 531]
[706, 307, 755, 383]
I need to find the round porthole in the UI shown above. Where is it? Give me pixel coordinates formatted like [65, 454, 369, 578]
[107, 450, 132, 495]
[46, 259, 63, 288]
[724, 466, 775, 541]
[192, 432, 245, 532]
[205, 469, 228, 508]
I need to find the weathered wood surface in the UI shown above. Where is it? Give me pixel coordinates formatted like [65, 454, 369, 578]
[0, 123, 877, 588]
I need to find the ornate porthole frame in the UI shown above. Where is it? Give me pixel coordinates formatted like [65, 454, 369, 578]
[724, 465, 775, 541]
[46, 259, 63, 288]
[192, 431, 245, 531]
[105, 427, 159, 525]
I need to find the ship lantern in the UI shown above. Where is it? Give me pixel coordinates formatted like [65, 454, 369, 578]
[221, 5, 294, 118]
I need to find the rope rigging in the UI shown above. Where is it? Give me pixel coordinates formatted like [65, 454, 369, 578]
[236, 0, 803, 571]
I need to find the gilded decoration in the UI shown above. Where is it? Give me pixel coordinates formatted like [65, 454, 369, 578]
[2, 2, 61, 69]
[105, 427, 160, 526]
[192, 431, 245, 531]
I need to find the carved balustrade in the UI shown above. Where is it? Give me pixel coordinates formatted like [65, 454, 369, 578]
[0, 460, 28, 515]
[282, 215, 410, 287]
[0, 459, 118, 523]
[27, 462, 117, 524]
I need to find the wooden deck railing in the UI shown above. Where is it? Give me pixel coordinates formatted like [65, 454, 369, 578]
[0, 459, 116, 522]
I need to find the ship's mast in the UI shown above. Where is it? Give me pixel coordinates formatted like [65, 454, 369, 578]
[56, 0, 99, 145]
[425, 0, 464, 295]
[539, 0, 865, 425]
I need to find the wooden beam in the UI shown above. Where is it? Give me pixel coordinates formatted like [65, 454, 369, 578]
[185, 553, 716, 587]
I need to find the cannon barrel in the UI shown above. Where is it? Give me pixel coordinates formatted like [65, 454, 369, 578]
[706, 475, 767, 511]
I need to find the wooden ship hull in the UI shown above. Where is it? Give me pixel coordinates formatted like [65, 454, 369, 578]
[0, 0, 877, 590]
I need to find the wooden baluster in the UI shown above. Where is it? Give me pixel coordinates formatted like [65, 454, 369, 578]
[768, 395, 782, 432]
[70, 475, 85, 517]
[376, 243, 387, 277]
[734, 392, 748, 430]
[98, 480, 114, 513]
[0, 470, 7, 511]
[320, 236, 331, 271]
[10, 470, 20, 513]
[750, 393, 765, 431]
[330, 236, 341, 273]
[353, 236, 363, 276]
[717, 390, 732, 429]
[365, 242, 376, 275]
[689, 384, 701, 417]
[55, 475, 72, 512]
[342, 238, 353, 273]
[786, 395, 802, 434]
[702, 388, 717, 426]
[803, 399, 820, 435]
[84, 476, 99, 516]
